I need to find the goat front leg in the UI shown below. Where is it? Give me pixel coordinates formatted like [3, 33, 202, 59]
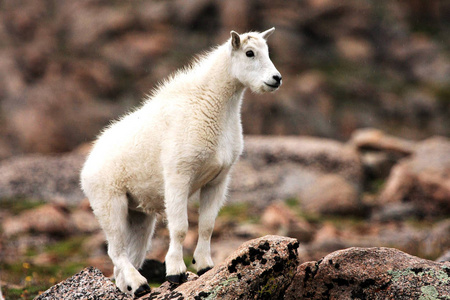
[193, 172, 230, 276]
[164, 174, 190, 284]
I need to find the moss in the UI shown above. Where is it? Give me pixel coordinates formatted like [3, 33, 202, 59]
[388, 267, 450, 286]
[202, 276, 239, 299]
[258, 275, 279, 297]
[419, 285, 439, 300]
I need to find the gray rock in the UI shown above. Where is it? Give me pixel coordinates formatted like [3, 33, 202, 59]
[229, 136, 363, 211]
[0, 153, 86, 205]
[371, 202, 421, 221]
[35, 266, 132, 300]
[437, 250, 450, 262]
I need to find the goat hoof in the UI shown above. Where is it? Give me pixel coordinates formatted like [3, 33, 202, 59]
[197, 267, 212, 277]
[166, 273, 187, 284]
[134, 283, 151, 297]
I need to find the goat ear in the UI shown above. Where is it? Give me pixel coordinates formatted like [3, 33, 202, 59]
[230, 31, 240, 50]
[261, 27, 275, 40]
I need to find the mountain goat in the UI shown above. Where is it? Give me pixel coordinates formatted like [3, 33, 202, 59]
[80, 28, 281, 297]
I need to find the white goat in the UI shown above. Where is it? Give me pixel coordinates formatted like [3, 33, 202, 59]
[80, 28, 281, 296]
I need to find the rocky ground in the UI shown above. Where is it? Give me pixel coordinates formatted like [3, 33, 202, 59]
[33, 236, 450, 299]
[0, 129, 449, 299]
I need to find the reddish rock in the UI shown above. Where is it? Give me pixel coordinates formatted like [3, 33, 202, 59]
[2, 203, 74, 237]
[350, 128, 415, 155]
[261, 202, 315, 242]
[379, 136, 450, 217]
[142, 235, 300, 300]
[285, 247, 450, 299]
[300, 174, 361, 216]
[71, 209, 100, 234]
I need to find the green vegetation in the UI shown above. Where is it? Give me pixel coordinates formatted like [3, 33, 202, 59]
[1, 259, 86, 300]
[0, 198, 46, 215]
[1, 234, 90, 300]
[218, 202, 259, 224]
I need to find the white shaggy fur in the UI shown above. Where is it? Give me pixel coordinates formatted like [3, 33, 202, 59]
[80, 28, 281, 295]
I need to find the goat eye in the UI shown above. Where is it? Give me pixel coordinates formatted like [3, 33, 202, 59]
[246, 50, 254, 57]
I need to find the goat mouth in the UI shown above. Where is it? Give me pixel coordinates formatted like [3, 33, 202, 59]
[264, 82, 280, 89]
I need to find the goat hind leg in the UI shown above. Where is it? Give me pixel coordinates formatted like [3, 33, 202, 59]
[92, 193, 150, 296]
[125, 210, 157, 296]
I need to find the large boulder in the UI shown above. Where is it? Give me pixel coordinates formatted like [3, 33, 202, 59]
[378, 136, 450, 217]
[285, 247, 450, 299]
[0, 152, 86, 205]
[145, 235, 300, 299]
[2, 203, 74, 237]
[230, 136, 363, 213]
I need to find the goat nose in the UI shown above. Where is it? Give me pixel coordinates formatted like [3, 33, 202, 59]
[273, 75, 282, 84]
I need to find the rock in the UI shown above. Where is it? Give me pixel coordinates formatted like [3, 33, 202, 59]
[371, 202, 421, 221]
[71, 209, 100, 233]
[285, 247, 450, 299]
[350, 128, 415, 155]
[0, 153, 85, 205]
[350, 129, 416, 186]
[36, 237, 450, 300]
[243, 136, 362, 183]
[437, 250, 450, 262]
[35, 266, 132, 300]
[229, 136, 363, 211]
[300, 174, 361, 216]
[422, 220, 450, 259]
[2, 203, 74, 237]
[261, 202, 315, 242]
[379, 136, 450, 217]
[142, 235, 300, 300]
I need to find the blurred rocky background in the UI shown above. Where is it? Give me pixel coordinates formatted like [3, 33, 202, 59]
[0, 0, 449, 299]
